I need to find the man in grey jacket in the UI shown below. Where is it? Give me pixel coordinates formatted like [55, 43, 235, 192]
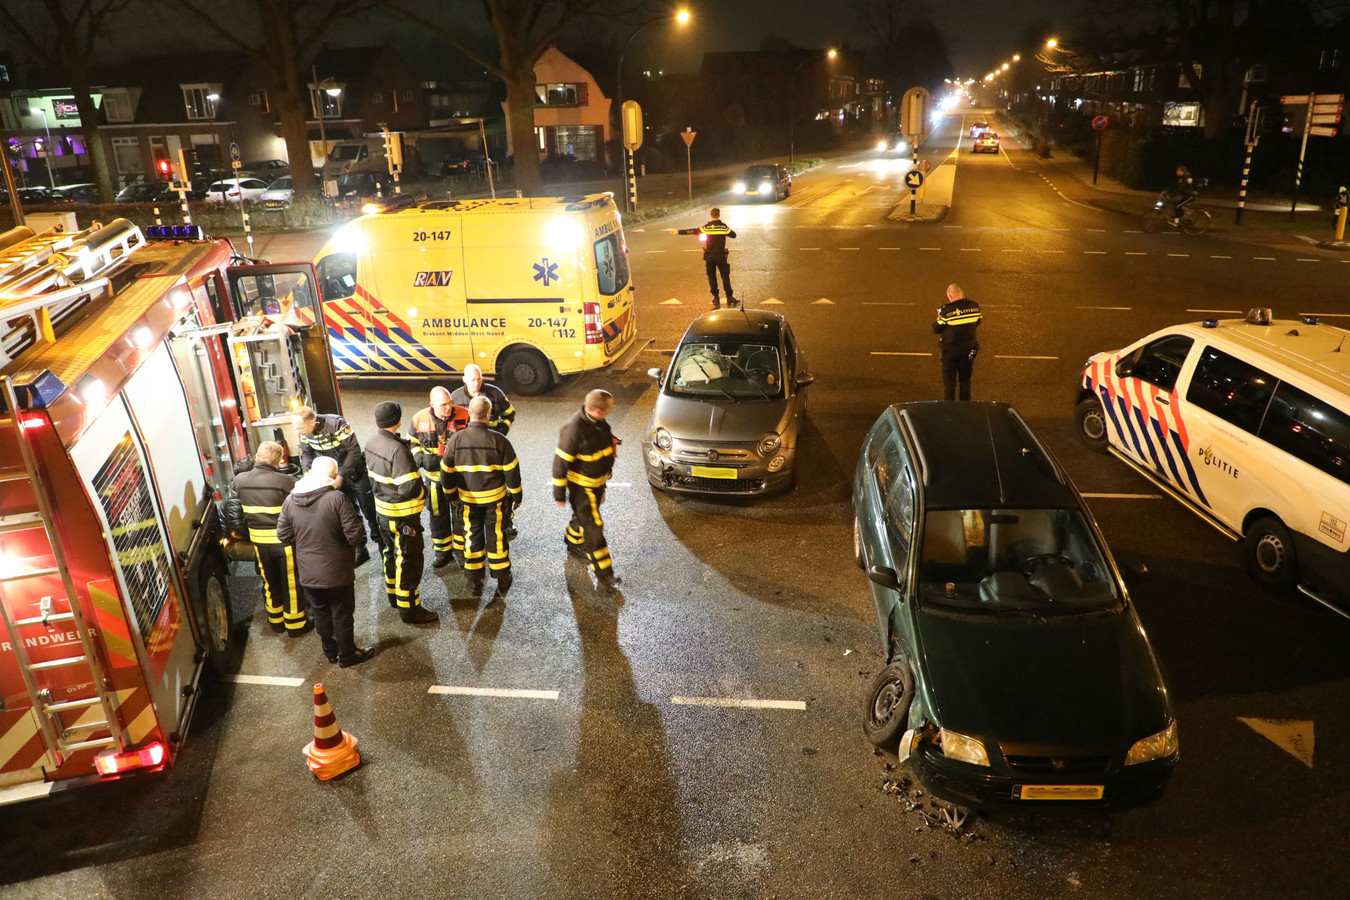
[276, 457, 376, 667]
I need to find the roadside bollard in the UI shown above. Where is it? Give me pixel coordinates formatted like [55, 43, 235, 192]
[1336, 187, 1349, 241]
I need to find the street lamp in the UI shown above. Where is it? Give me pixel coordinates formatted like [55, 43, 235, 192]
[206, 92, 223, 200]
[790, 49, 837, 164]
[615, 7, 690, 211]
[34, 108, 56, 187]
[312, 66, 343, 176]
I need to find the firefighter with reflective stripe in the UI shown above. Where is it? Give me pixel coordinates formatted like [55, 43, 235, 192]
[450, 363, 518, 538]
[932, 283, 982, 402]
[553, 389, 620, 586]
[410, 386, 470, 569]
[365, 401, 437, 624]
[292, 406, 380, 566]
[233, 441, 307, 634]
[442, 395, 523, 596]
[670, 207, 737, 308]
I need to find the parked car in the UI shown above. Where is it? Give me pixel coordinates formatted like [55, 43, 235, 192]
[7, 186, 52, 205]
[49, 183, 99, 204]
[854, 401, 1177, 809]
[237, 159, 289, 178]
[259, 176, 295, 210]
[115, 181, 174, 203]
[644, 309, 813, 496]
[203, 177, 270, 204]
[733, 164, 791, 202]
[439, 149, 489, 177]
[971, 131, 1001, 154]
[969, 120, 990, 138]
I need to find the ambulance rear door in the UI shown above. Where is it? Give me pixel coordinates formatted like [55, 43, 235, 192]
[367, 215, 468, 376]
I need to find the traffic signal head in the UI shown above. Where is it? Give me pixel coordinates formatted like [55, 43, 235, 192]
[157, 158, 172, 178]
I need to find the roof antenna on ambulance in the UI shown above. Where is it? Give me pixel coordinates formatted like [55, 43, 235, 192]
[1336, 336, 1345, 353]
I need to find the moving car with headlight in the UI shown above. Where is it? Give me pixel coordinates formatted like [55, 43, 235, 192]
[645, 309, 813, 496]
[972, 131, 1000, 153]
[733, 164, 791, 202]
[854, 401, 1177, 809]
[875, 134, 909, 155]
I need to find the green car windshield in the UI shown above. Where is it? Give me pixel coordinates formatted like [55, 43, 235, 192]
[917, 508, 1120, 613]
[668, 341, 783, 399]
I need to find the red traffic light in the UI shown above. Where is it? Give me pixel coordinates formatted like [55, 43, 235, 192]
[156, 158, 172, 177]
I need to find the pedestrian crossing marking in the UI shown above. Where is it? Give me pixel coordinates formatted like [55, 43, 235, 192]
[660, 298, 683, 305]
[812, 298, 835, 305]
[1238, 717, 1314, 768]
[762, 298, 785, 305]
[672, 696, 806, 711]
[429, 686, 560, 700]
[226, 675, 306, 687]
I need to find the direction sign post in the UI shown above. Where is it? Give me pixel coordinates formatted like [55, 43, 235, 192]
[622, 100, 643, 212]
[1090, 115, 1108, 185]
[680, 128, 696, 200]
[905, 168, 925, 215]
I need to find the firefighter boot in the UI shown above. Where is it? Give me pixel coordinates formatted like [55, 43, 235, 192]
[433, 550, 456, 569]
[354, 544, 371, 567]
[400, 606, 438, 625]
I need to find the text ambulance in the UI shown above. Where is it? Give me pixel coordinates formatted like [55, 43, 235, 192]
[312, 192, 637, 394]
[0, 220, 340, 804]
[1076, 310, 1350, 619]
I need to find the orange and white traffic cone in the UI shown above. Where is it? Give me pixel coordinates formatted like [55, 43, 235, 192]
[303, 683, 361, 780]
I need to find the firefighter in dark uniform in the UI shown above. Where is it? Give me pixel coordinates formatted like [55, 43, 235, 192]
[442, 396, 523, 596]
[669, 207, 737, 308]
[234, 441, 307, 635]
[365, 401, 437, 624]
[410, 386, 469, 569]
[450, 363, 517, 537]
[932, 283, 982, 402]
[292, 405, 380, 566]
[553, 389, 620, 587]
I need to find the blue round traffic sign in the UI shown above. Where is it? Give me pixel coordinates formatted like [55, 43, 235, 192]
[904, 169, 925, 190]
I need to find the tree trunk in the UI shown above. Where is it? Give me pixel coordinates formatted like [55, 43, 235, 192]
[61, 57, 114, 202]
[257, 0, 320, 199]
[505, 72, 541, 197]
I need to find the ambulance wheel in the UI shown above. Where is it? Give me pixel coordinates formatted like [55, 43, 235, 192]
[198, 558, 239, 674]
[500, 348, 552, 396]
[1244, 516, 1299, 592]
[863, 660, 914, 751]
[1075, 397, 1111, 454]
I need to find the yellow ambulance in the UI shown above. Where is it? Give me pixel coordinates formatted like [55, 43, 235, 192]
[312, 192, 636, 394]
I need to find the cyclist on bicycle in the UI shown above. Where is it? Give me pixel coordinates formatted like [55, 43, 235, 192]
[1164, 165, 1203, 224]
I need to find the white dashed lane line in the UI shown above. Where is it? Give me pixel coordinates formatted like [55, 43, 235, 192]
[1077, 306, 1132, 310]
[871, 351, 932, 356]
[226, 675, 306, 687]
[429, 686, 560, 700]
[672, 696, 807, 711]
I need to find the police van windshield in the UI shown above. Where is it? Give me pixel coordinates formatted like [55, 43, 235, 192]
[594, 232, 629, 296]
[917, 508, 1120, 614]
[669, 341, 784, 399]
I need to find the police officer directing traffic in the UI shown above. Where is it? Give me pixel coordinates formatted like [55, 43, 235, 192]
[442, 395, 523, 598]
[365, 401, 438, 624]
[234, 441, 307, 635]
[410, 386, 469, 569]
[292, 406, 381, 566]
[554, 389, 620, 587]
[933, 283, 982, 402]
[669, 208, 737, 309]
[451, 363, 518, 538]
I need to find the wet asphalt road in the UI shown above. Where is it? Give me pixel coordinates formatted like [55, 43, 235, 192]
[2, 111, 1350, 899]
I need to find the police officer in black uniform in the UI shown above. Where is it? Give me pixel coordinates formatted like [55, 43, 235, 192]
[234, 441, 307, 635]
[670, 207, 737, 308]
[365, 402, 437, 624]
[292, 405, 380, 566]
[410, 386, 469, 568]
[553, 389, 620, 587]
[450, 363, 518, 538]
[442, 396, 523, 597]
[932, 283, 982, 402]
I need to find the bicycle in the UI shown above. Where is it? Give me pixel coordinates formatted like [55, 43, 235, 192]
[1141, 181, 1211, 234]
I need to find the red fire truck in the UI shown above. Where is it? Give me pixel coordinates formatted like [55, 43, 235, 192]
[0, 219, 340, 804]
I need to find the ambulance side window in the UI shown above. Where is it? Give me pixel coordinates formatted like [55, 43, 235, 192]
[1259, 383, 1350, 485]
[1125, 335, 1192, 391]
[1185, 347, 1276, 434]
[593, 233, 629, 296]
[317, 253, 358, 301]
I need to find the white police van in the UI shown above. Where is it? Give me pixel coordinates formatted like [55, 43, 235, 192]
[1075, 309, 1350, 618]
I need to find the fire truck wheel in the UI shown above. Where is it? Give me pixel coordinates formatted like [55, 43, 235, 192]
[499, 348, 552, 396]
[199, 559, 238, 673]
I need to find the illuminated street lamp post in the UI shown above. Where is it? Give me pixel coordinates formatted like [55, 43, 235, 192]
[34, 108, 56, 187]
[312, 67, 343, 194]
[615, 7, 690, 212]
[206, 92, 224, 201]
[790, 48, 837, 165]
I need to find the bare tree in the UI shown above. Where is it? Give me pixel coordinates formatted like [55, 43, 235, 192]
[855, 0, 952, 103]
[387, 0, 648, 197]
[0, 0, 135, 202]
[175, 0, 379, 198]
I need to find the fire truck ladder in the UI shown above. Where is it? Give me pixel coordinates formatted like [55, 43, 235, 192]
[0, 373, 126, 769]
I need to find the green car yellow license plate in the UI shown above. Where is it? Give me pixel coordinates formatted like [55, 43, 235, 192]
[689, 465, 736, 479]
[1014, 784, 1104, 801]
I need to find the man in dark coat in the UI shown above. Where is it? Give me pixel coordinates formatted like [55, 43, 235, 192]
[276, 457, 375, 667]
[292, 405, 380, 566]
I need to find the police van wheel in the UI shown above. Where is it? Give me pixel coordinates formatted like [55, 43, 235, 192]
[1244, 516, 1299, 592]
[1074, 397, 1111, 454]
[500, 349, 551, 396]
[863, 660, 914, 751]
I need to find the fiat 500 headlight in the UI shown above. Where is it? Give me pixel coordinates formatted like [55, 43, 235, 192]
[654, 428, 673, 452]
[1125, 721, 1178, 765]
[757, 432, 781, 456]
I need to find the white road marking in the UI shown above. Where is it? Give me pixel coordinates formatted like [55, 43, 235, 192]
[1051, 227, 1070, 231]
[1238, 717, 1314, 768]
[226, 675, 305, 687]
[1296, 258, 1319, 262]
[1210, 255, 1233, 259]
[995, 354, 1058, 360]
[920, 247, 940, 251]
[429, 686, 560, 700]
[684, 249, 702, 252]
[840, 247, 860, 251]
[1080, 492, 1162, 500]
[762, 298, 785, 305]
[660, 298, 682, 305]
[812, 298, 835, 304]
[1124, 229, 1143, 234]
[645, 249, 666, 253]
[1040, 249, 1065, 254]
[1087, 228, 1106, 232]
[1077, 306, 1131, 310]
[799, 247, 821, 250]
[960, 248, 981, 252]
[871, 351, 931, 356]
[1167, 253, 1190, 257]
[672, 696, 807, 711]
[1254, 257, 1275, 260]
[1299, 312, 1350, 317]
[879, 247, 902, 250]
[1125, 252, 1147, 256]
[1084, 250, 1106, 255]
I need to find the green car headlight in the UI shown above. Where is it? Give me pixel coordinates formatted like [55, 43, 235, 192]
[939, 728, 990, 767]
[1125, 721, 1178, 765]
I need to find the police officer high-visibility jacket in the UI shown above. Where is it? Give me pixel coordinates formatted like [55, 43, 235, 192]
[409, 404, 469, 483]
[449, 383, 516, 435]
[365, 428, 425, 518]
[441, 422, 523, 506]
[234, 462, 297, 544]
[677, 219, 736, 260]
[300, 414, 366, 480]
[932, 297, 982, 354]
[552, 406, 617, 501]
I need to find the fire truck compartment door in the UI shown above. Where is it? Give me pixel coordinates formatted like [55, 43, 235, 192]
[68, 394, 196, 728]
[226, 263, 341, 416]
